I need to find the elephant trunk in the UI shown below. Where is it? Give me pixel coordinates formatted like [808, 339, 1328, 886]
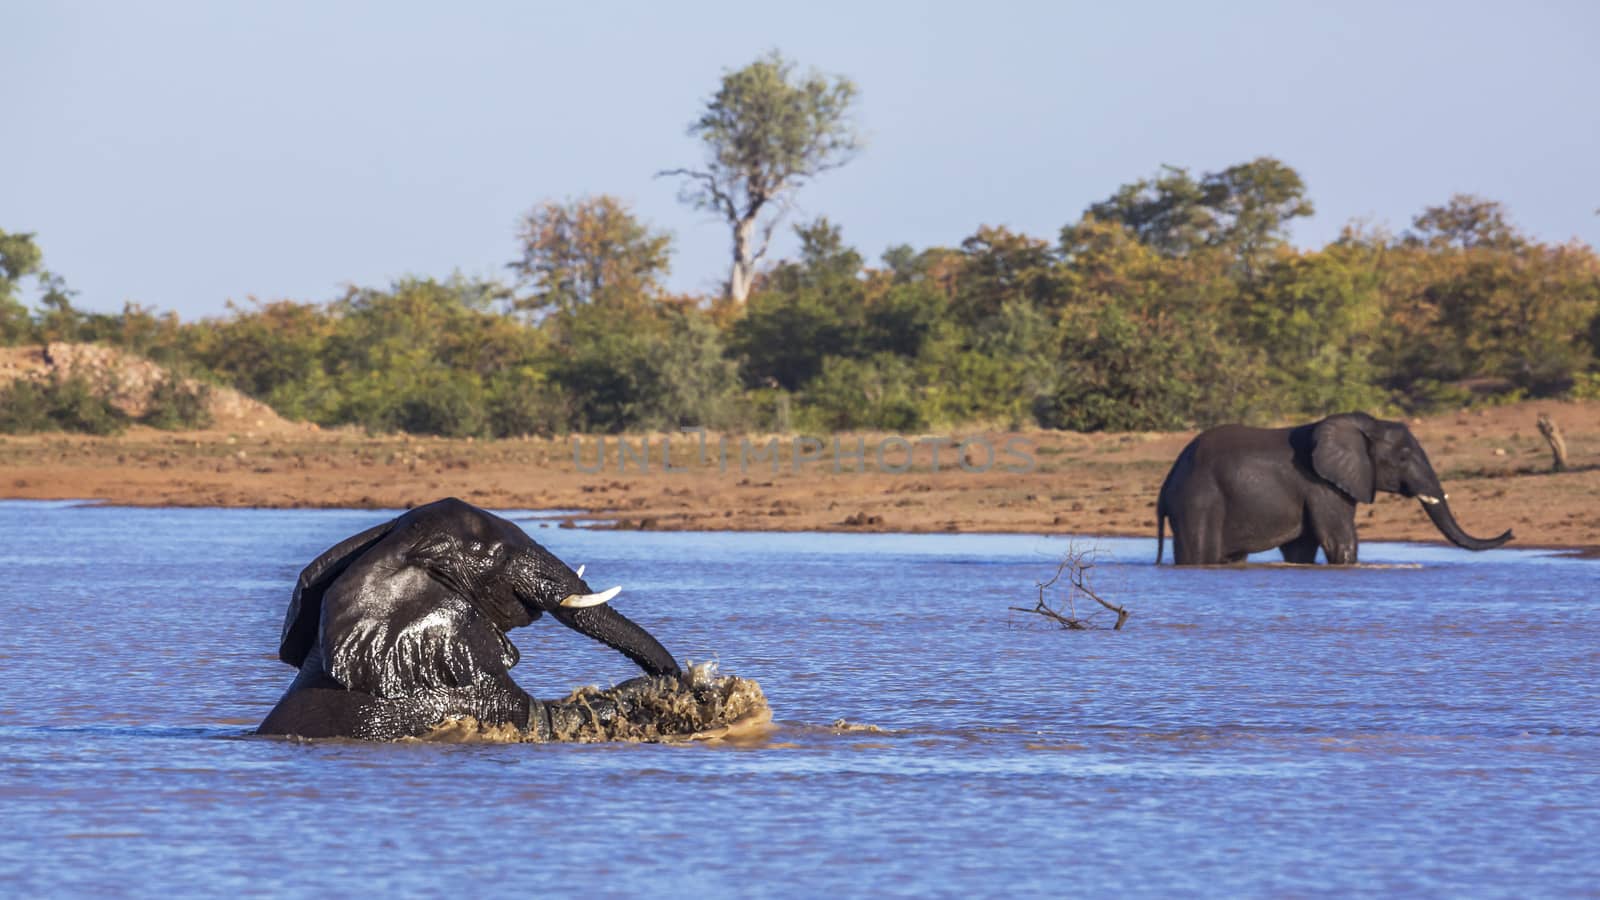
[1418, 494, 1513, 551]
[552, 603, 682, 678]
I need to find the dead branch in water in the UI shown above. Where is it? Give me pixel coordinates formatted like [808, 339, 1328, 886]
[1009, 543, 1130, 630]
[1537, 413, 1568, 472]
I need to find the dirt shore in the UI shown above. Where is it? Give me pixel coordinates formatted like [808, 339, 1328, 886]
[2, 400, 1597, 553]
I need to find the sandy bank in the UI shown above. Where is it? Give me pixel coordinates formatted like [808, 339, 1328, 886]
[2, 399, 1596, 552]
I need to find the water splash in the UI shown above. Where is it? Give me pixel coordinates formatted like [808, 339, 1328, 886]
[421, 662, 772, 744]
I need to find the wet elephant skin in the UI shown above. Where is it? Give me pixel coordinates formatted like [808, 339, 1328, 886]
[257, 497, 680, 739]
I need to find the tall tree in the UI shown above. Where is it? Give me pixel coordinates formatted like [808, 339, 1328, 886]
[662, 51, 861, 303]
[0, 229, 44, 343]
[509, 195, 672, 317]
[1079, 165, 1216, 256]
[1199, 157, 1315, 279]
[1408, 194, 1520, 250]
[32, 273, 84, 343]
[1079, 157, 1313, 280]
[953, 226, 1060, 324]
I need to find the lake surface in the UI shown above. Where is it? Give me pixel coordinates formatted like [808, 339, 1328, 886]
[0, 501, 1595, 897]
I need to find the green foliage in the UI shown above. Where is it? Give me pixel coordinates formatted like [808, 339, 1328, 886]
[1373, 224, 1600, 405]
[33, 276, 85, 343]
[1570, 372, 1600, 400]
[510, 196, 672, 316]
[141, 376, 214, 430]
[6, 155, 1599, 437]
[552, 302, 739, 432]
[1201, 157, 1315, 273]
[0, 295, 32, 344]
[648, 308, 743, 429]
[1078, 157, 1313, 281]
[0, 379, 51, 432]
[666, 50, 862, 301]
[732, 219, 867, 389]
[799, 354, 923, 431]
[1243, 248, 1388, 415]
[0, 376, 128, 435]
[307, 278, 541, 436]
[0, 230, 44, 287]
[1040, 305, 1199, 431]
[484, 371, 567, 438]
[1081, 165, 1217, 257]
[864, 282, 946, 358]
[730, 286, 851, 390]
[191, 299, 333, 401]
[921, 301, 1056, 426]
[682, 50, 860, 205]
[1, 229, 45, 344]
[953, 227, 1061, 325]
[1408, 195, 1520, 250]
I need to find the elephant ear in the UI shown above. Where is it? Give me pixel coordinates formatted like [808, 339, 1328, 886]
[278, 518, 398, 668]
[1311, 416, 1376, 504]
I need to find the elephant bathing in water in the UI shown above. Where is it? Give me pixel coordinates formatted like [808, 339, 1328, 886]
[1156, 412, 1512, 565]
[257, 498, 684, 740]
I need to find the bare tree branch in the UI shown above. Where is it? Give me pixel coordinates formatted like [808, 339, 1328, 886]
[1009, 543, 1130, 630]
[657, 168, 737, 219]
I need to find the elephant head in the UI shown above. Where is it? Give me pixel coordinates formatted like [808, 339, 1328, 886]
[1310, 413, 1512, 551]
[278, 498, 681, 694]
[502, 551, 683, 679]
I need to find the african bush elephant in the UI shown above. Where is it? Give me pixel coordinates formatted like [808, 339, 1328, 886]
[1156, 412, 1512, 565]
[257, 497, 682, 740]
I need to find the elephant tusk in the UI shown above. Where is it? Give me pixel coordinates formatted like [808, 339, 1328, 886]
[575, 564, 585, 579]
[561, 585, 621, 608]
[1418, 495, 1442, 506]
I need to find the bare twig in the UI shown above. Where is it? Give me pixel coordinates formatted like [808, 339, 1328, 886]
[1009, 543, 1130, 630]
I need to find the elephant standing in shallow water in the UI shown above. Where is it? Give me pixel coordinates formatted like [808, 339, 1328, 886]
[1156, 412, 1512, 565]
[257, 498, 682, 740]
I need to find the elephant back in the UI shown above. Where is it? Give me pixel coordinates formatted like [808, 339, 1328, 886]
[280, 518, 398, 667]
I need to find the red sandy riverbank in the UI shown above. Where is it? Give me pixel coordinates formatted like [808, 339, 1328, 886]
[2, 399, 1596, 553]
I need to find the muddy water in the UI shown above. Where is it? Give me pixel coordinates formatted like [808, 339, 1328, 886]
[0, 501, 1595, 895]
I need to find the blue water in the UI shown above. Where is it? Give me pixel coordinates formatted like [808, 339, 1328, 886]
[0, 501, 1595, 896]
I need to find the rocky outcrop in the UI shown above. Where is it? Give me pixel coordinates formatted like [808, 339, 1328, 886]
[0, 342, 303, 432]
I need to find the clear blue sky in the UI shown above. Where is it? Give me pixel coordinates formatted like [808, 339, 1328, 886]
[5, 1, 1597, 317]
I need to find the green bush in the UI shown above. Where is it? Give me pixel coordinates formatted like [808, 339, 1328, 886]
[799, 354, 924, 431]
[0, 379, 52, 431]
[647, 310, 741, 430]
[1388, 378, 1473, 415]
[551, 304, 741, 432]
[732, 287, 862, 391]
[0, 375, 127, 435]
[8, 176, 1598, 438]
[485, 372, 568, 438]
[1039, 306, 1197, 431]
[385, 373, 487, 438]
[141, 375, 213, 430]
